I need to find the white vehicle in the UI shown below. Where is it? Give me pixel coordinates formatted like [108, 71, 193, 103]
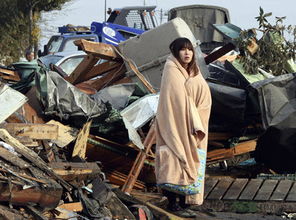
[38, 51, 86, 76]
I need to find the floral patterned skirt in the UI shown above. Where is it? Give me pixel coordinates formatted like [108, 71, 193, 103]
[158, 148, 206, 195]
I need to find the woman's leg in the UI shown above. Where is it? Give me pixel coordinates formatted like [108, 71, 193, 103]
[179, 195, 190, 209]
[162, 190, 182, 211]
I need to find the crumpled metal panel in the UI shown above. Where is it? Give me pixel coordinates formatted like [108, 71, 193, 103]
[35, 70, 107, 120]
[92, 83, 140, 111]
[251, 73, 296, 129]
[0, 82, 27, 123]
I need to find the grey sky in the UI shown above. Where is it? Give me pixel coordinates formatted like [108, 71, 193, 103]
[40, 0, 295, 45]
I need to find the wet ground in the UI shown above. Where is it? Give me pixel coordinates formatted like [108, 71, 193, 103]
[200, 212, 285, 220]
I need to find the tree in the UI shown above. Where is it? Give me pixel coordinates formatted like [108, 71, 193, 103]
[237, 7, 296, 76]
[18, 0, 71, 57]
[0, 0, 71, 64]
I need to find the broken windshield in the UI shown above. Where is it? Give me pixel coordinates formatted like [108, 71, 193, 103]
[47, 36, 63, 53]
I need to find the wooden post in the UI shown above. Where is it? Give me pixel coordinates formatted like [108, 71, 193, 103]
[121, 122, 156, 193]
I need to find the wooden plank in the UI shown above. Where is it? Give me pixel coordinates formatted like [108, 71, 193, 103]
[239, 179, 263, 200]
[0, 146, 30, 169]
[204, 178, 219, 198]
[270, 180, 293, 201]
[110, 76, 133, 85]
[254, 179, 278, 201]
[74, 39, 121, 60]
[145, 202, 184, 220]
[0, 129, 72, 191]
[89, 65, 126, 91]
[0, 67, 17, 76]
[286, 182, 296, 202]
[49, 162, 101, 182]
[223, 178, 248, 200]
[233, 140, 257, 155]
[0, 68, 20, 81]
[204, 42, 236, 64]
[207, 178, 233, 200]
[207, 148, 234, 162]
[67, 54, 100, 84]
[125, 59, 156, 94]
[46, 120, 78, 148]
[13, 136, 39, 147]
[3, 123, 58, 140]
[75, 61, 122, 84]
[207, 139, 256, 163]
[121, 122, 156, 193]
[72, 121, 92, 159]
[58, 202, 83, 212]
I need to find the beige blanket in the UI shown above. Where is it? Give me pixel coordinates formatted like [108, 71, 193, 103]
[155, 55, 212, 205]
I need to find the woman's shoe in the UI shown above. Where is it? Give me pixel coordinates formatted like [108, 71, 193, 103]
[167, 203, 183, 212]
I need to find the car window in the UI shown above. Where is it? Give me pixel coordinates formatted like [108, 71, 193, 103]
[39, 55, 63, 68]
[59, 55, 85, 75]
[47, 36, 63, 53]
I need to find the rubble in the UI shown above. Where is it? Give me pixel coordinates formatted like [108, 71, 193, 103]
[0, 9, 295, 218]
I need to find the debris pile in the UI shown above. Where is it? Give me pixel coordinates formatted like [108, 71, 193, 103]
[0, 10, 296, 218]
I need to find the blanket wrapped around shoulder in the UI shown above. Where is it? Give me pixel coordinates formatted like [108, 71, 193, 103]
[155, 55, 211, 205]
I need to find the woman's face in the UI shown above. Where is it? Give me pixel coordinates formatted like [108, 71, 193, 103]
[179, 47, 193, 65]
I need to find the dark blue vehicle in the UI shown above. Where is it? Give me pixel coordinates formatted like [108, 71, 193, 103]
[90, 22, 144, 45]
[39, 6, 157, 57]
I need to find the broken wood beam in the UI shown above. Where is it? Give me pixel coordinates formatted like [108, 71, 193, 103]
[3, 123, 59, 140]
[207, 139, 257, 163]
[204, 42, 236, 65]
[49, 162, 101, 182]
[66, 53, 100, 84]
[125, 59, 156, 93]
[51, 63, 68, 78]
[57, 202, 83, 212]
[121, 122, 156, 193]
[89, 65, 126, 90]
[0, 182, 62, 208]
[72, 61, 122, 85]
[110, 76, 133, 85]
[46, 120, 78, 148]
[0, 129, 72, 191]
[0, 146, 30, 169]
[72, 120, 92, 159]
[74, 39, 121, 61]
[114, 189, 184, 220]
[0, 67, 20, 82]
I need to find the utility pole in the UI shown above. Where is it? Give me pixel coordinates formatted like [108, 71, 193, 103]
[104, 0, 107, 21]
[144, 0, 146, 6]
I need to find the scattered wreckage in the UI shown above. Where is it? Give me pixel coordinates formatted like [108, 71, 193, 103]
[0, 6, 296, 219]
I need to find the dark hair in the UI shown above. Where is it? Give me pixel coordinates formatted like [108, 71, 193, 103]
[169, 37, 199, 75]
[25, 48, 33, 56]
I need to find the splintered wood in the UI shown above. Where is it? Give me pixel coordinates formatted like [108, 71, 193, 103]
[72, 121, 92, 159]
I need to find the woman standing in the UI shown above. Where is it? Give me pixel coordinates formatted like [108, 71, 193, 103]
[155, 37, 212, 217]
